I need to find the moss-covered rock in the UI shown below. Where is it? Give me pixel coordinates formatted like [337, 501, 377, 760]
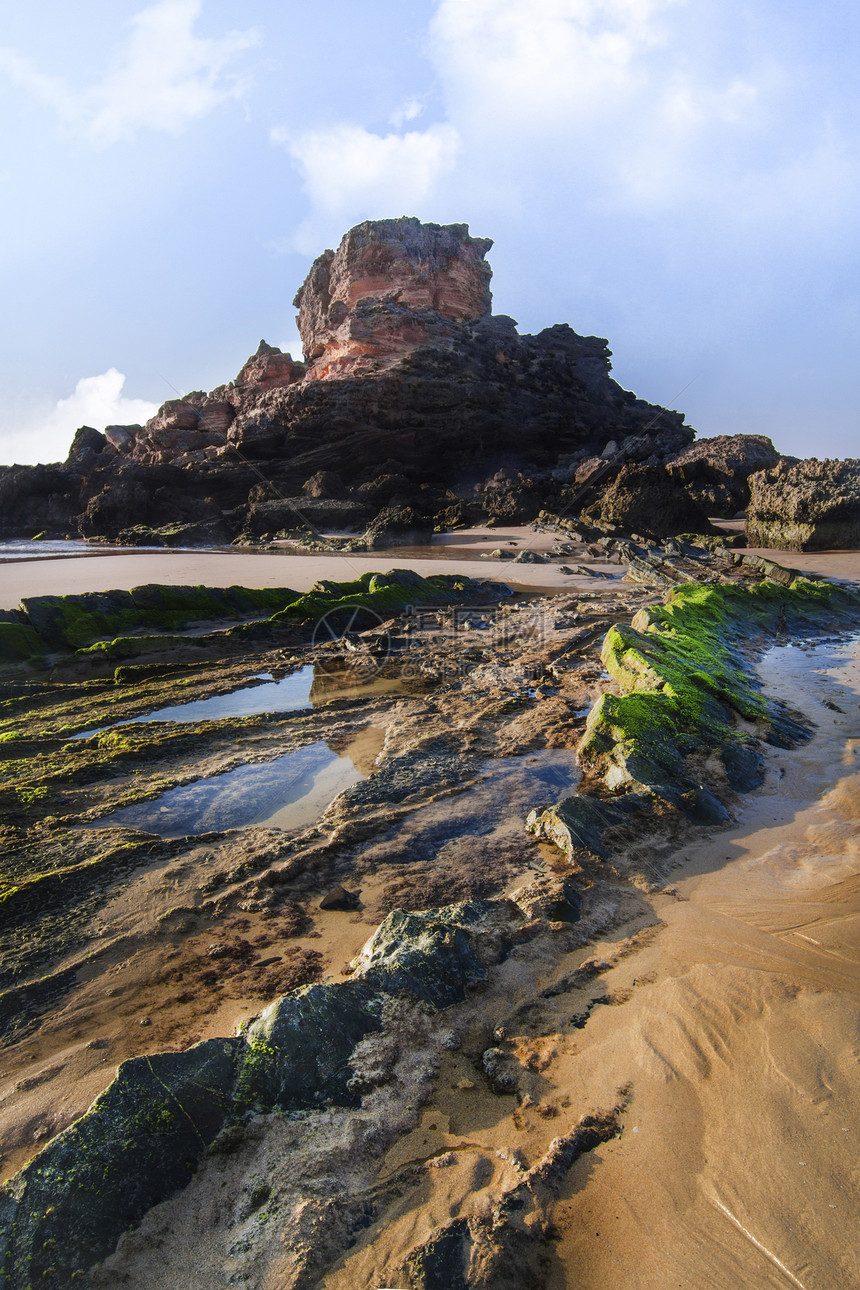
[235, 981, 381, 1114]
[13, 571, 504, 666]
[0, 620, 43, 664]
[19, 584, 298, 651]
[224, 569, 506, 648]
[529, 576, 859, 855]
[356, 902, 497, 1008]
[2, 1040, 242, 1288]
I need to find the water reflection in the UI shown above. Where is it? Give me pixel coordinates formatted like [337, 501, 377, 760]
[78, 665, 411, 737]
[89, 727, 384, 837]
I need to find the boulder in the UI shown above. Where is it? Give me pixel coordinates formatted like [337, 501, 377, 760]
[746, 457, 860, 550]
[582, 462, 715, 537]
[65, 425, 106, 467]
[303, 469, 344, 498]
[234, 339, 305, 390]
[365, 504, 431, 549]
[1, 1040, 241, 1289]
[667, 434, 782, 516]
[103, 424, 141, 452]
[0, 900, 517, 1285]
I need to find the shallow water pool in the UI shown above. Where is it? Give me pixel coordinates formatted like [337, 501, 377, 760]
[89, 727, 384, 837]
[77, 665, 411, 737]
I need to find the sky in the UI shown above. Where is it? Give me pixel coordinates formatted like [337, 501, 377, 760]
[0, 0, 858, 465]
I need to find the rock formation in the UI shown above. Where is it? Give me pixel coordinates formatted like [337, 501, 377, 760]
[666, 433, 782, 517]
[1, 217, 711, 544]
[294, 217, 493, 378]
[581, 461, 715, 537]
[746, 457, 860, 550]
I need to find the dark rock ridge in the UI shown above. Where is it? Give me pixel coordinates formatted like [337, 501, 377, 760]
[746, 457, 860, 550]
[1, 217, 703, 544]
[0, 901, 516, 1288]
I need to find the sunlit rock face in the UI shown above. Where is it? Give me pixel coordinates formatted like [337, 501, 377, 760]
[294, 217, 494, 379]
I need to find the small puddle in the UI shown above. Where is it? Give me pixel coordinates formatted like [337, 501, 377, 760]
[88, 727, 385, 837]
[77, 666, 412, 737]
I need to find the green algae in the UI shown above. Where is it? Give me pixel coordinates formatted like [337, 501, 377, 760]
[75, 633, 203, 662]
[578, 578, 853, 799]
[0, 623, 43, 665]
[529, 576, 859, 857]
[6, 571, 502, 670]
[226, 569, 498, 647]
[18, 584, 299, 653]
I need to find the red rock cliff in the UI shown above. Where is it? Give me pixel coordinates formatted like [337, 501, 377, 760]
[293, 217, 493, 379]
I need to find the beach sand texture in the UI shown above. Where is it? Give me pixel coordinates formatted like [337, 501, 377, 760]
[3, 530, 860, 611]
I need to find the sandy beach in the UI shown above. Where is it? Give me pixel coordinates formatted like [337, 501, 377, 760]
[0, 528, 602, 608]
[88, 629, 860, 1289]
[2, 528, 859, 610]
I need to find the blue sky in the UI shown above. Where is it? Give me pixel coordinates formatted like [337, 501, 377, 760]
[1, 0, 857, 464]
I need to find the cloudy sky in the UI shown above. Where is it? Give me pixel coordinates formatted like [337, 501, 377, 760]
[1, 0, 857, 464]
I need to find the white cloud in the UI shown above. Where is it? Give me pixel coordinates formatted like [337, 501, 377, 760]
[0, 0, 259, 146]
[275, 0, 781, 249]
[422, 0, 855, 233]
[428, 0, 680, 127]
[1, 370, 159, 466]
[273, 121, 461, 254]
[389, 97, 426, 128]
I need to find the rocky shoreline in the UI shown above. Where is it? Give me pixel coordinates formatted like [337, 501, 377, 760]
[2, 215, 860, 1286]
[0, 542, 857, 1286]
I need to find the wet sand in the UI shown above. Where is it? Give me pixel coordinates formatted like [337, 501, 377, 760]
[293, 636, 860, 1290]
[540, 634, 860, 1288]
[0, 527, 583, 608]
[2, 528, 859, 611]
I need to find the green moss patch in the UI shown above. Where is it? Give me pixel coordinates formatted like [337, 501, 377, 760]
[0, 620, 43, 664]
[226, 569, 503, 646]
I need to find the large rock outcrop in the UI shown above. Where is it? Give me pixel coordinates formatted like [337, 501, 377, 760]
[0, 217, 698, 543]
[746, 458, 860, 550]
[581, 461, 715, 537]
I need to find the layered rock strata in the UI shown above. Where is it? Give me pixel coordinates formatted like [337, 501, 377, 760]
[294, 216, 493, 378]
